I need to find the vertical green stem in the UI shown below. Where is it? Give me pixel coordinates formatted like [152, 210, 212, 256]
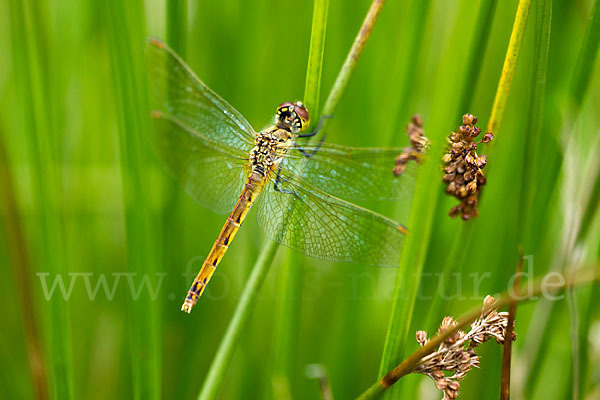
[569, 0, 600, 110]
[487, 0, 533, 134]
[9, 0, 73, 398]
[0, 124, 49, 400]
[105, 1, 161, 399]
[198, 240, 280, 400]
[167, 0, 188, 57]
[455, 0, 499, 116]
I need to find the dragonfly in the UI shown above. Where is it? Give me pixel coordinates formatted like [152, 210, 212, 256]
[146, 38, 415, 313]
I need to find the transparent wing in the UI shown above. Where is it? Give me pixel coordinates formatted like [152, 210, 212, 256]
[256, 167, 406, 266]
[152, 111, 249, 214]
[146, 37, 256, 152]
[282, 142, 416, 202]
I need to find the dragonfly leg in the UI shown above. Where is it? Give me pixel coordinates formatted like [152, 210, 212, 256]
[273, 167, 297, 195]
[297, 114, 332, 138]
[295, 134, 327, 158]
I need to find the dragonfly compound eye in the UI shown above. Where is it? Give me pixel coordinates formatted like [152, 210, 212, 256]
[293, 101, 310, 132]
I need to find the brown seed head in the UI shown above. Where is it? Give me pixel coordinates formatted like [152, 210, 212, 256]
[442, 113, 492, 220]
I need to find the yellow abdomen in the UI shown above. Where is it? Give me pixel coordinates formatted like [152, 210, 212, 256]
[181, 172, 267, 313]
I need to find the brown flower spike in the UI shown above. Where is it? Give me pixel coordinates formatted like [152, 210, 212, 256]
[393, 115, 430, 176]
[411, 295, 516, 400]
[442, 114, 493, 220]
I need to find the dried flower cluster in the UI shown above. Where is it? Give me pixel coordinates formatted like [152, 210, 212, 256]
[442, 114, 493, 220]
[393, 115, 430, 176]
[412, 295, 515, 400]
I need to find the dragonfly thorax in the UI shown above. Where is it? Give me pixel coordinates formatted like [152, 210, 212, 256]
[249, 128, 294, 176]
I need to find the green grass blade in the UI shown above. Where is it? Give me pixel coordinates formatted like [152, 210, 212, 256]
[270, 1, 330, 396]
[304, 0, 329, 116]
[197, 240, 279, 400]
[455, 0, 499, 115]
[167, 0, 188, 57]
[569, 0, 600, 110]
[8, 0, 74, 398]
[487, 0, 533, 134]
[0, 125, 49, 399]
[105, 2, 162, 399]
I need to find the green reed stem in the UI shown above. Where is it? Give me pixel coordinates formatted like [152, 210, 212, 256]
[9, 0, 73, 398]
[0, 124, 49, 400]
[196, 1, 386, 398]
[304, 0, 329, 116]
[519, 0, 552, 248]
[359, 264, 600, 400]
[455, 0, 499, 116]
[198, 240, 280, 400]
[106, 1, 161, 399]
[167, 0, 188, 57]
[569, 0, 600, 110]
[321, 0, 385, 120]
[487, 0, 533, 134]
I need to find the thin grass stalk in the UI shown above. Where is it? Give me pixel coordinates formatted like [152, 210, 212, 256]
[500, 250, 523, 400]
[569, 0, 600, 111]
[376, 115, 444, 387]
[198, 240, 279, 400]
[393, 0, 430, 129]
[359, 263, 600, 400]
[8, 0, 73, 398]
[270, 2, 330, 393]
[197, 1, 331, 398]
[0, 124, 49, 400]
[455, 0, 499, 116]
[166, 0, 187, 57]
[487, 0, 533, 135]
[519, 0, 552, 248]
[271, 251, 301, 400]
[105, 1, 161, 399]
[304, 0, 329, 115]
[321, 0, 385, 120]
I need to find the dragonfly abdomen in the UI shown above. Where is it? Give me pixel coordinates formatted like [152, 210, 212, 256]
[181, 172, 267, 313]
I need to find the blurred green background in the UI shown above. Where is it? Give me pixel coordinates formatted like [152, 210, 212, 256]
[1, 0, 599, 399]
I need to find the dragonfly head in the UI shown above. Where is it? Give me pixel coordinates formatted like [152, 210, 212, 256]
[276, 101, 309, 133]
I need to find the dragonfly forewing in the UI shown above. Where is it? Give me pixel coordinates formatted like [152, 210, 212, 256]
[151, 112, 249, 214]
[146, 37, 256, 153]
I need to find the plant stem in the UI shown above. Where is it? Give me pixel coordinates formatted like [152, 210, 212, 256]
[500, 250, 523, 400]
[321, 0, 385, 119]
[455, 0, 499, 116]
[304, 0, 329, 116]
[9, 0, 73, 398]
[487, 0, 533, 134]
[569, 0, 600, 110]
[358, 264, 600, 400]
[198, 240, 280, 400]
[0, 124, 49, 400]
[106, 1, 161, 399]
[167, 0, 187, 57]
